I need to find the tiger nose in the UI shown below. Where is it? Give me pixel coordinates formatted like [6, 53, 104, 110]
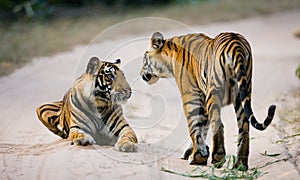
[142, 73, 152, 82]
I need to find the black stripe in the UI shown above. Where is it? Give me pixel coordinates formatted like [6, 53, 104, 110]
[231, 45, 239, 60]
[181, 36, 185, 45]
[63, 116, 69, 135]
[111, 118, 123, 133]
[238, 127, 243, 134]
[243, 99, 253, 118]
[250, 117, 263, 130]
[114, 124, 129, 137]
[220, 53, 226, 79]
[236, 64, 245, 81]
[70, 125, 81, 129]
[70, 110, 91, 131]
[167, 40, 172, 49]
[193, 122, 204, 130]
[173, 42, 178, 52]
[54, 118, 59, 126]
[179, 45, 186, 92]
[239, 80, 248, 100]
[109, 115, 120, 132]
[72, 93, 98, 129]
[189, 128, 196, 136]
[101, 108, 114, 125]
[41, 103, 61, 109]
[183, 100, 201, 106]
[39, 105, 61, 116]
[187, 107, 205, 120]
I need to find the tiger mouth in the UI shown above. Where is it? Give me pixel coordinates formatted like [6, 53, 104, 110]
[111, 94, 130, 104]
[111, 88, 131, 104]
[94, 88, 131, 104]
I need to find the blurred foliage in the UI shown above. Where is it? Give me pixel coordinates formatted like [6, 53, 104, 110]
[296, 64, 300, 79]
[0, 0, 204, 20]
[1, 0, 300, 77]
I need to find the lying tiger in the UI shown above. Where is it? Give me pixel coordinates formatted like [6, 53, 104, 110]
[37, 57, 137, 152]
[140, 32, 276, 170]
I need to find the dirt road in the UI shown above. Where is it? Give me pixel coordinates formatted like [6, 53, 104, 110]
[1, 10, 299, 179]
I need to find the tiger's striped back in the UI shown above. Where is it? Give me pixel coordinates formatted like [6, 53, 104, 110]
[212, 33, 276, 130]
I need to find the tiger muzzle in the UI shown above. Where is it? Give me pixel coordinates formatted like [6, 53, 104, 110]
[123, 88, 132, 99]
[111, 88, 131, 103]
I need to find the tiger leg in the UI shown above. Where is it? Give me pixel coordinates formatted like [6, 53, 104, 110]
[69, 127, 96, 146]
[206, 93, 226, 166]
[181, 114, 210, 161]
[36, 102, 68, 139]
[182, 96, 210, 165]
[234, 94, 249, 170]
[114, 124, 138, 152]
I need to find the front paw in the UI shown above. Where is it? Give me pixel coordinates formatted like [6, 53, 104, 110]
[181, 146, 193, 160]
[72, 135, 95, 146]
[188, 145, 210, 165]
[115, 141, 137, 152]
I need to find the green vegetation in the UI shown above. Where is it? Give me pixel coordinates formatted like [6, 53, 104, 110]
[296, 64, 300, 79]
[1, 0, 300, 76]
[0, 0, 173, 20]
[275, 89, 300, 172]
[161, 155, 266, 179]
[161, 154, 291, 179]
[279, 91, 300, 134]
[260, 151, 280, 157]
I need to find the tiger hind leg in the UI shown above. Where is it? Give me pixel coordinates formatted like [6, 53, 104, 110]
[206, 94, 226, 167]
[234, 95, 249, 171]
[36, 102, 68, 139]
[114, 125, 138, 152]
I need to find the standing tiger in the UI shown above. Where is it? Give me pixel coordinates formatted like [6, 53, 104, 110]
[37, 57, 137, 152]
[140, 32, 276, 170]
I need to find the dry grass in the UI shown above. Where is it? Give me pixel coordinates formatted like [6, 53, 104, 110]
[274, 89, 300, 172]
[277, 90, 300, 135]
[1, 0, 300, 77]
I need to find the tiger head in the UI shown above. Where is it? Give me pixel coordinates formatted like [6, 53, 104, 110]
[140, 32, 174, 85]
[80, 57, 131, 104]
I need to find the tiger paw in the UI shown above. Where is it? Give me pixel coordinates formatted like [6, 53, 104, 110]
[181, 146, 193, 160]
[188, 152, 208, 165]
[72, 135, 96, 146]
[188, 145, 209, 165]
[211, 150, 226, 167]
[234, 162, 248, 171]
[115, 141, 137, 152]
[234, 159, 248, 171]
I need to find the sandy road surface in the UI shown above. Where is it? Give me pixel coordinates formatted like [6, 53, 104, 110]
[1, 10, 300, 179]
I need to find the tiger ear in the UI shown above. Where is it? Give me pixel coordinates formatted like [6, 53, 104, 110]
[114, 59, 121, 67]
[151, 32, 164, 49]
[86, 57, 100, 75]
